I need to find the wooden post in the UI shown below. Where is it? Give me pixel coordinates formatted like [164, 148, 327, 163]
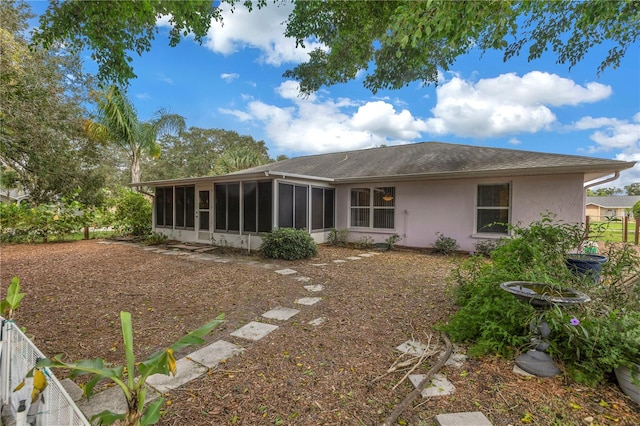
[585, 215, 590, 240]
[84, 226, 90, 240]
[623, 216, 628, 243]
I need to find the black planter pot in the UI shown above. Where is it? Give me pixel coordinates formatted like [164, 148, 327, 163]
[566, 254, 608, 284]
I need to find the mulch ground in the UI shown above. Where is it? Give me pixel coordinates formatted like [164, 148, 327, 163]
[1, 240, 638, 425]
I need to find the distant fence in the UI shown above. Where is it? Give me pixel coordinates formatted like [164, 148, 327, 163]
[586, 215, 639, 245]
[0, 318, 89, 425]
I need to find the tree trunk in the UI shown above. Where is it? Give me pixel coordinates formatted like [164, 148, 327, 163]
[131, 151, 141, 190]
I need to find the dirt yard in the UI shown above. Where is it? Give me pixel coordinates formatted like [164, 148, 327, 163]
[1, 240, 638, 425]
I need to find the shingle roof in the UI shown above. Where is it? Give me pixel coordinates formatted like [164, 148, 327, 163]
[586, 196, 640, 208]
[228, 141, 634, 182]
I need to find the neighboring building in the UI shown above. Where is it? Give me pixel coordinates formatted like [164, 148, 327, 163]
[138, 142, 635, 252]
[586, 196, 640, 220]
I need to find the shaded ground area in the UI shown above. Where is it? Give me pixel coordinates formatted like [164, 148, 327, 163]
[1, 240, 638, 425]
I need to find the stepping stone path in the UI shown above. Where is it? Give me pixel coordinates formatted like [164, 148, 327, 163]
[230, 321, 279, 341]
[84, 242, 487, 424]
[262, 307, 300, 321]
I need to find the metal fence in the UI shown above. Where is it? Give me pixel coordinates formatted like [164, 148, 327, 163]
[0, 318, 89, 425]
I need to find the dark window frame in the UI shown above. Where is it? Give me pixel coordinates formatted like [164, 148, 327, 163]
[175, 185, 195, 230]
[278, 182, 308, 230]
[311, 186, 335, 231]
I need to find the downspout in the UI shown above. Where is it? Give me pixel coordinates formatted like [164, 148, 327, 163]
[584, 172, 620, 190]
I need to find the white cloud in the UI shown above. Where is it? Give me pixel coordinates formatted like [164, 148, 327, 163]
[221, 73, 240, 83]
[576, 114, 640, 188]
[508, 138, 521, 145]
[217, 108, 252, 122]
[219, 81, 428, 154]
[136, 93, 151, 100]
[425, 72, 612, 138]
[156, 73, 173, 85]
[203, 2, 325, 66]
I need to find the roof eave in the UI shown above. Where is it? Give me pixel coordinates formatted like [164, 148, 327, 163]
[334, 162, 636, 184]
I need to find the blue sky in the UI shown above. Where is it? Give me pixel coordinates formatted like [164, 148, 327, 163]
[29, 1, 639, 188]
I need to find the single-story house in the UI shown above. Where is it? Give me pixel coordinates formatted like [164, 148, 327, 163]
[138, 141, 635, 252]
[586, 196, 640, 220]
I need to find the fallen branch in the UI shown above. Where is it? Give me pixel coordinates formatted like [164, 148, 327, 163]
[381, 332, 453, 426]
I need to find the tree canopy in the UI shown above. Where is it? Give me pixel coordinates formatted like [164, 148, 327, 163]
[31, 1, 638, 91]
[284, 0, 640, 94]
[1, 1, 106, 205]
[87, 86, 185, 185]
[142, 127, 270, 181]
[32, 0, 227, 86]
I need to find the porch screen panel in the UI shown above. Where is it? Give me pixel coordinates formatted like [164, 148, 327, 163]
[155, 187, 165, 226]
[175, 186, 185, 227]
[324, 189, 335, 229]
[257, 181, 273, 232]
[185, 186, 195, 228]
[164, 188, 173, 226]
[227, 183, 240, 231]
[476, 183, 510, 234]
[243, 182, 257, 233]
[214, 184, 227, 230]
[278, 183, 294, 228]
[312, 188, 324, 230]
[295, 185, 308, 230]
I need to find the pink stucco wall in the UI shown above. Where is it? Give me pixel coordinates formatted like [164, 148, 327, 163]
[336, 174, 586, 252]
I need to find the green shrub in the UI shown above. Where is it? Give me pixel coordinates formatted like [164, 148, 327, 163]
[352, 235, 374, 249]
[260, 228, 317, 260]
[144, 231, 167, 245]
[472, 238, 503, 257]
[441, 214, 640, 385]
[433, 232, 459, 255]
[327, 228, 349, 246]
[112, 190, 152, 237]
[633, 200, 640, 219]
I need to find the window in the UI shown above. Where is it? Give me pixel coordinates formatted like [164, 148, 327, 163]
[350, 187, 395, 229]
[215, 183, 240, 232]
[155, 187, 173, 227]
[175, 186, 195, 229]
[278, 183, 308, 230]
[243, 181, 273, 233]
[476, 183, 510, 234]
[312, 187, 335, 230]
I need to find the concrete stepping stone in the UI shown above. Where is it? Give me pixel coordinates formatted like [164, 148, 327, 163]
[308, 317, 327, 326]
[410, 373, 456, 397]
[445, 352, 468, 368]
[188, 340, 244, 368]
[294, 276, 312, 282]
[78, 382, 159, 420]
[434, 412, 493, 426]
[358, 253, 375, 257]
[304, 284, 324, 292]
[346, 256, 362, 260]
[146, 357, 208, 393]
[396, 340, 430, 356]
[295, 297, 322, 306]
[60, 378, 84, 402]
[332, 259, 347, 263]
[230, 321, 279, 341]
[262, 307, 300, 321]
[214, 258, 231, 263]
[275, 268, 297, 275]
[310, 263, 328, 266]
